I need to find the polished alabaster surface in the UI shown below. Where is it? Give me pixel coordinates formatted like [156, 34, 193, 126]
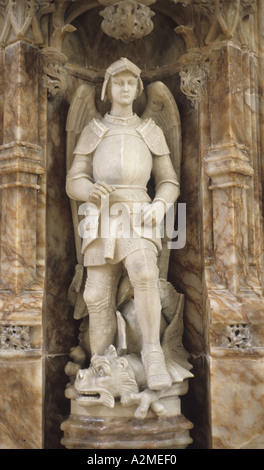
[0, 0, 264, 450]
[62, 58, 193, 449]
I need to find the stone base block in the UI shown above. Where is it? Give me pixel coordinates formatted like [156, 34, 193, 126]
[61, 412, 193, 449]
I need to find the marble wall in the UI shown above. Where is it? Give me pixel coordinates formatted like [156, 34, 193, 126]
[0, 0, 263, 449]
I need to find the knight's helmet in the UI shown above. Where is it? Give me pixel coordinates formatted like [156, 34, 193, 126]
[101, 57, 144, 101]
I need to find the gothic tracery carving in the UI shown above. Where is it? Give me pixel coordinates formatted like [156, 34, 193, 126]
[203, 0, 256, 46]
[0, 0, 55, 45]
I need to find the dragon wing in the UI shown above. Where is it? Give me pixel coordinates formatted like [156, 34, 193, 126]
[141, 82, 182, 279]
[66, 84, 101, 318]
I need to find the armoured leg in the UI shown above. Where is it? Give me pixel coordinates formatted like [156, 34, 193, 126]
[124, 249, 172, 391]
[84, 263, 121, 356]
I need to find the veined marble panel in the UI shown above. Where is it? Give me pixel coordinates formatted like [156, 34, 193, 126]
[210, 357, 264, 449]
[0, 358, 42, 449]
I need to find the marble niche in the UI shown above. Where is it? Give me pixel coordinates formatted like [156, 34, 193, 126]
[0, 0, 263, 450]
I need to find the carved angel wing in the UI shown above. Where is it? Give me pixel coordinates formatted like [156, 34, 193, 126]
[66, 83, 101, 181]
[66, 84, 101, 318]
[141, 82, 182, 279]
[66, 84, 100, 263]
[142, 81, 182, 178]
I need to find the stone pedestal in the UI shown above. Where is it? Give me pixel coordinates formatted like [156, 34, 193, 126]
[61, 399, 193, 449]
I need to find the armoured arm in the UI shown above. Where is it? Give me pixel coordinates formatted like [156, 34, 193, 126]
[66, 119, 113, 203]
[152, 153, 180, 207]
[137, 119, 180, 225]
[142, 153, 179, 227]
[66, 153, 94, 202]
[66, 153, 114, 203]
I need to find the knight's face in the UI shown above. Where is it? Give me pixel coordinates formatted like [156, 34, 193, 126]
[109, 71, 138, 106]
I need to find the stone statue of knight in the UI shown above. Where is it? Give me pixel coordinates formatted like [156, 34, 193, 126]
[66, 58, 180, 391]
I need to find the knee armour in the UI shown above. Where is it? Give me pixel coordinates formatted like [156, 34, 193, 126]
[83, 275, 118, 315]
[125, 252, 159, 292]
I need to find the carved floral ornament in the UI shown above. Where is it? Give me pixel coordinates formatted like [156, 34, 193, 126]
[179, 59, 208, 105]
[98, 0, 156, 42]
[0, 325, 31, 350]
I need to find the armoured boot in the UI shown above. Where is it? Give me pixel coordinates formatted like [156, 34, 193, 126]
[88, 307, 117, 356]
[83, 268, 121, 356]
[141, 344, 172, 391]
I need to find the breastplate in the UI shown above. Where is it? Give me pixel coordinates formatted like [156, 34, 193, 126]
[93, 127, 152, 187]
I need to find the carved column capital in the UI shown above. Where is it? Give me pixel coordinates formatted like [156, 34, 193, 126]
[42, 47, 68, 99]
[205, 145, 254, 183]
[178, 51, 209, 105]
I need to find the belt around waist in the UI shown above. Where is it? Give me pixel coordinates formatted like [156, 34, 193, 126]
[112, 184, 147, 190]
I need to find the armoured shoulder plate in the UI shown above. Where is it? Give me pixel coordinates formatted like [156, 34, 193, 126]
[136, 118, 170, 156]
[73, 118, 109, 155]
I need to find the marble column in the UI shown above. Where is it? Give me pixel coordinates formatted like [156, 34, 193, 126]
[0, 40, 44, 449]
[203, 41, 264, 449]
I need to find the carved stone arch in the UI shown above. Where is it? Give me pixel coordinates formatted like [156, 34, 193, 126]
[65, 0, 100, 25]
[57, 0, 190, 121]
[61, 3, 186, 70]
